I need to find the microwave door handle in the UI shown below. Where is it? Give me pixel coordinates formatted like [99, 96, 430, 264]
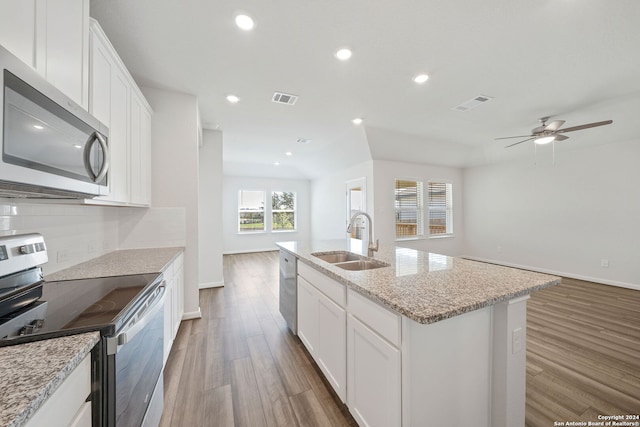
[115, 283, 166, 348]
[83, 132, 110, 182]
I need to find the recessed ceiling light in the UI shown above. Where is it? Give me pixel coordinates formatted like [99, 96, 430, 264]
[285, 151, 293, 157]
[413, 74, 429, 84]
[335, 48, 352, 61]
[274, 161, 280, 166]
[235, 14, 254, 31]
[226, 94, 240, 103]
[296, 138, 312, 144]
[33, 124, 44, 130]
[352, 118, 363, 125]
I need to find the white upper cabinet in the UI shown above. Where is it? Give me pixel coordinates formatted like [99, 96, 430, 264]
[38, 0, 90, 109]
[88, 19, 151, 207]
[0, 0, 38, 67]
[0, 0, 90, 108]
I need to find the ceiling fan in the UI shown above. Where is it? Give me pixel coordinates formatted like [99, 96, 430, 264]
[496, 117, 613, 148]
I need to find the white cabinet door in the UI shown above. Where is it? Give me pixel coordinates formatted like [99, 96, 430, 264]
[347, 314, 401, 427]
[129, 92, 151, 206]
[163, 274, 174, 366]
[297, 276, 318, 354]
[0, 0, 37, 67]
[89, 26, 130, 204]
[25, 354, 92, 427]
[172, 264, 184, 336]
[317, 293, 347, 402]
[39, 0, 89, 108]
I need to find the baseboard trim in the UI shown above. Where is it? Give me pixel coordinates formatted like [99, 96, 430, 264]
[463, 256, 640, 292]
[199, 280, 224, 289]
[223, 248, 279, 255]
[182, 308, 202, 320]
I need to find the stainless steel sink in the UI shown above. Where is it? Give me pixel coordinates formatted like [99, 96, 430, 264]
[311, 251, 363, 263]
[334, 260, 390, 271]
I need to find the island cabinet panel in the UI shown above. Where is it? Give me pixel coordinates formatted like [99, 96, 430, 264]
[296, 270, 347, 402]
[297, 276, 318, 354]
[347, 288, 400, 347]
[25, 354, 92, 427]
[347, 313, 401, 427]
[401, 307, 492, 427]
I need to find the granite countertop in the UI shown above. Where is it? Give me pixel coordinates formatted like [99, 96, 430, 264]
[46, 247, 184, 281]
[0, 332, 100, 427]
[277, 240, 561, 324]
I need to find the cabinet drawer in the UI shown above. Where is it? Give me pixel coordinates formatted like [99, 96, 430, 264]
[298, 262, 345, 307]
[347, 289, 401, 347]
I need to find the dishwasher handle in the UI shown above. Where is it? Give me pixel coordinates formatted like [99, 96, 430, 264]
[115, 282, 166, 348]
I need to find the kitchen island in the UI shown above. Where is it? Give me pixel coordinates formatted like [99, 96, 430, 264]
[277, 240, 561, 427]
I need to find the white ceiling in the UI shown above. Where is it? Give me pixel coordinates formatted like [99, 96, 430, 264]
[90, 0, 640, 179]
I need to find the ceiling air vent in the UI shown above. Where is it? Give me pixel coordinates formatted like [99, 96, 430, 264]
[452, 95, 493, 112]
[272, 92, 298, 105]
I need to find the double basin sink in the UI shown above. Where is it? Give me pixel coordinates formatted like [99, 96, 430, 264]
[311, 251, 390, 271]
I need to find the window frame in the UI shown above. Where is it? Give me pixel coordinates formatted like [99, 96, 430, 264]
[271, 191, 297, 233]
[237, 189, 266, 234]
[394, 179, 425, 241]
[427, 181, 453, 238]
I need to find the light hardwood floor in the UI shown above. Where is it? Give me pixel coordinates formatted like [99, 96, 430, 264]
[160, 252, 640, 426]
[526, 277, 640, 426]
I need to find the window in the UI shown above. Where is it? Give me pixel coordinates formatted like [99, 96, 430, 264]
[427, 182, 453, 236]
[272, 191, 296, 231]
[395, 179, 423, 239]
[238, 190, 265, 233]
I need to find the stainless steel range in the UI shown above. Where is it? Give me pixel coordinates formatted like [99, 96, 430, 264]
[0, 233, 166, 427]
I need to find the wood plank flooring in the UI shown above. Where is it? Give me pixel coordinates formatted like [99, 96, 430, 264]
[526, 277, 640, 426]
[160, 252, 640, 426]
[159, 251, 357, 427]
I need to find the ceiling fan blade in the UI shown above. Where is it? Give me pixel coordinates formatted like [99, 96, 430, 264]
[494, 135, 533, 140]
[554, 134, 569, 141]
[558, 120, 613, 133]
[544, 120, 565, 131]
[505, 137, 535, 148]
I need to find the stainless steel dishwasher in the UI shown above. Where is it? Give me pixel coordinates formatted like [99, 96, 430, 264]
[278, 250, 297, 334]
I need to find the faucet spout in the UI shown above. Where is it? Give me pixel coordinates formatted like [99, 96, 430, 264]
[347, 211, 379, 257]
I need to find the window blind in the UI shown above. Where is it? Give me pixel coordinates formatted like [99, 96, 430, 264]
[395, 179, 423, 238]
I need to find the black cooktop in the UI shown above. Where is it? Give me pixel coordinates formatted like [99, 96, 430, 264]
[0, 272, 161, 344]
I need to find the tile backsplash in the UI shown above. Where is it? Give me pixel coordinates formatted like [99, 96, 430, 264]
[0, 200, 186, 276]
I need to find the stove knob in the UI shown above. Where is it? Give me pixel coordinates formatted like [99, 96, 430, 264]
[19, 244, 35, 254]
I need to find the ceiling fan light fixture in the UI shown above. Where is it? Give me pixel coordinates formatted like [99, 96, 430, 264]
[534, 136, 555, 145]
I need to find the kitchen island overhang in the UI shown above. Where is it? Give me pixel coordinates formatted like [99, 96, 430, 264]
[277, 239, 561, 427]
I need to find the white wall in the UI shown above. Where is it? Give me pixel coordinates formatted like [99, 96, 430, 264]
[198, 129, 223, 287]
[372, 160, 464, 256]
[118, 207, 186, 249]
[463, 139, 640, 290]
[223, 176, 311, 254]
[0, 200, 118, 276]
[310, 161, 374, 240]
[142, 86, 201, 318]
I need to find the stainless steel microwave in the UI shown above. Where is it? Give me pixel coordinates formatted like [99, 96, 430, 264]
[0, 44, 109, 198]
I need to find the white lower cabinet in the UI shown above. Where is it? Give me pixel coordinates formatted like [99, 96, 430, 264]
[347, 314, 401, 427]
[26, 354, 92, 427]
[316, 290, 347, 401]
[162, 253, 185, 366]
[297, 265, 347, 402]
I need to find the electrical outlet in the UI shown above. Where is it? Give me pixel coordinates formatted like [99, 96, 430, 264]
[57, 250, 69, 263]
[512, 327, 523, 354]
[88, 243, 96, 254]
[497, 246, 502, 253]
[102, 240, 110, 250]
[601, 259, 609, 268]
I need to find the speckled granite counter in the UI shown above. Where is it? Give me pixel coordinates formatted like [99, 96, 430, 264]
[277, 240, 561, 324]
[0, 332, 100, 427]
[46, 247, 183, 281]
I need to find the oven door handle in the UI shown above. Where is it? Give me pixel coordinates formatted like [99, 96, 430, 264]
[108, 283, 166, 354]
